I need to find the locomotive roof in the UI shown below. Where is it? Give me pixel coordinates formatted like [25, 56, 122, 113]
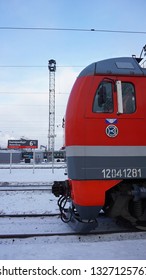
[78, 57, 146, 77]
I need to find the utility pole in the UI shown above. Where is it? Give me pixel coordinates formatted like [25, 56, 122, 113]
[48, 59, 56, 164]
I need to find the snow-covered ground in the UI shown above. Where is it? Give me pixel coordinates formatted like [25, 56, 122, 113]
[0, 164, 146, 260]
[0, 163, 67, 184]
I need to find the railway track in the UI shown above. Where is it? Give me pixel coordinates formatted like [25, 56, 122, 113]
[0, 164, 66, 170]
[0, 184, 52, 191]
[0, 183, 146, 243]
[0, 213, 146, 241]
[0, 231, 145, 241]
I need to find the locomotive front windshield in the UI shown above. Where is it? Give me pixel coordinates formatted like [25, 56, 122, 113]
[93, 82, 113, 113]
[122, 82, 136, 113]
[93, 81, 136, 114]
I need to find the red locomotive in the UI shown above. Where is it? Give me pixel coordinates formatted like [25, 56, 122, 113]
[52, 52, 146, 232]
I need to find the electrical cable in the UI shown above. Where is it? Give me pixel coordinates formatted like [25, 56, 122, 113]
[0, 26, 146, 34]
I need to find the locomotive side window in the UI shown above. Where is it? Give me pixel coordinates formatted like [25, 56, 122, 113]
[122, 82, 136, 113]
[93, 82, 113, 113]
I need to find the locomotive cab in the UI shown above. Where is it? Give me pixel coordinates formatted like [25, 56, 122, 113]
[52, 56, 146, 232]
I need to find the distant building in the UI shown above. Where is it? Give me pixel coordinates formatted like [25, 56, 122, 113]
[0, 150, 21, 164]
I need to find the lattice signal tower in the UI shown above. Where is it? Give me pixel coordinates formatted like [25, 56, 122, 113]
[48, 59, 56, 152]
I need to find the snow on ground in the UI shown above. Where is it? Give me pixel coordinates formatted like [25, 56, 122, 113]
[0, 163, 67, 184]
[1, 236, 146, 260]
[0, 164, 146, 260]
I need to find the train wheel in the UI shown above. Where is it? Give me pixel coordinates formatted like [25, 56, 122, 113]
[104, 183, 146, 230]
[128, 199, 146, 230]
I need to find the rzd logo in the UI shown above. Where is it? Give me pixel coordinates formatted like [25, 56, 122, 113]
[106, 125, 118, 137]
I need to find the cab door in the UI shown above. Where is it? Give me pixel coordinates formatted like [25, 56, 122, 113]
[85, 75, 143, 146]
[84, 75, 146, 180]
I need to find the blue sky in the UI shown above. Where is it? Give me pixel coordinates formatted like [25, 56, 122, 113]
[0, 0, 146, 149]
[0, 0, 146, 65]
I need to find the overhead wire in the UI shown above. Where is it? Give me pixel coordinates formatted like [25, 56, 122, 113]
[0, 65, 83, 68]
[0, 26, 146, 34]
[0, 91, 69, 94]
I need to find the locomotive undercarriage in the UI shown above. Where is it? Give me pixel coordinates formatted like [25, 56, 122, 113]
[52, 180, 146, 232]
[104, 180, 146, 230]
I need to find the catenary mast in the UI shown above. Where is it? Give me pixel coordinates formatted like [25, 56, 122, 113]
[48, 59, 56, 155]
